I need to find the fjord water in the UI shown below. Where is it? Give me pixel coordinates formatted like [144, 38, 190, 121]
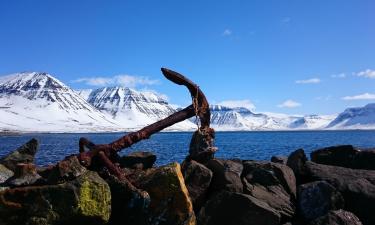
[0, 130, 375, 166]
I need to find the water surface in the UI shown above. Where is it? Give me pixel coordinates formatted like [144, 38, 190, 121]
[0, 130, 374, 166]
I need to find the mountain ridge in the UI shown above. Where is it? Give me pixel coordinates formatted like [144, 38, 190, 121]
[1, 72, 375, 132]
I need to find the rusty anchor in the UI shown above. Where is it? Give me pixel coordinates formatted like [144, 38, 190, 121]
[77, 68, 217, 179]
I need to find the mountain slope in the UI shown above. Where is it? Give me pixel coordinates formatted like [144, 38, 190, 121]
[209, 105, 335, 131]
[0, 72, 121, 132]
[82, 87, 196, 130]
[326, 103, 375, 129]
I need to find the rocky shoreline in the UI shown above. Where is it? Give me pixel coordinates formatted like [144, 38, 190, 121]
[0, 139, 374, 225]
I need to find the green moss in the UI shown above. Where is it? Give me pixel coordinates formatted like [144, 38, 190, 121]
[76, 172, 111, 222]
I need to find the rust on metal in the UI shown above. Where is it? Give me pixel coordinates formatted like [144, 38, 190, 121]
[77, 68, 216, 179]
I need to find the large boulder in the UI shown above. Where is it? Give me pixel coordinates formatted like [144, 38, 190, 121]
[206, 159, 243, 193]
[271, 156, 287, 164]
[134, 162, 196, 225]
[0, 171, 111, 225]
[0, 163, 13, 184]
[311, 145, 375, 170]
[119, 151, 157, 169]
[106, 175, 150, 225]
[303, 161, 375, 225]
[5, 163, 43, 187]
[47, 155, 87, 184]
[198, 191, 281, 225]
[181, 159, 213, 211]
[0, 138, 39, 171]
[308, 209, 363, 225]
[298, 181, 344, 221]
[287, 149, 308, 184]
[242, 161, 296, 221]
[243, 161, 296, 197]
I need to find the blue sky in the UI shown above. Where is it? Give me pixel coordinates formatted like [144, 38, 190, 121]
[0, 0, 374, 115]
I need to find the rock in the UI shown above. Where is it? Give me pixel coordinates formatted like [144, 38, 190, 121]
[271, 156, 287, 164]
[135, 162, 196, 225]
[303, 161, 375, 225]
[0, 171, 111, 225]
[0, 138, 39, 171]
[242, 161, 296, 221]
[106, 175, 150, 225]
[298, 181, 344, 221]
[243, 161, 296, 197]
[119, 151, 157, 169]
[206, 158, 243, 193]
[0, 163, 13, 184]
[198, 191, 281, 225]
[47, 155, 87, 184]
[188, 129, 216, 164]
[311, 145, 375, 170]
[287, 149, 308, 184]
[309, 209, 363, 225]
[6, 163, 43, 187]
[181, 159, 213, 211]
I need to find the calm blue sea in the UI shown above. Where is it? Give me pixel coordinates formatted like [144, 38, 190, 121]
[0, 130, 375, 166]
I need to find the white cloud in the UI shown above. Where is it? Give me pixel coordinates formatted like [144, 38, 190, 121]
[342, 93, 375, 100]
[73, 74, 159, 87]
[216, 99, 256, 110]
[295, 78, 321, 84]
[277, 100, 301, 108]
[331, 73, 346, 78]
[356, 69, 375, 79]
[222, 29, 232, 36]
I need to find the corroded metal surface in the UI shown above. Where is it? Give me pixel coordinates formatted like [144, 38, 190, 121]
[77, 68, 216, 179]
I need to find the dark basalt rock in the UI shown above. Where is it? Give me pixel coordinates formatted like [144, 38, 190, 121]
[181, 159, 213, 212]
[308, 209, 363, 225]
[0, 138, 39, 171]
[6, 163, 43, 187]
[47, 155, 87, 184]
[119, 151, 157, 169]
[242, 161, 296, 221]
[198, 191, 281, 225]
[287, 149, 308, 184]
[0, 163, 13, 184]
[311, 145, 375, 170]
[206, 158, 243, 193]
[0, 171, 111, 225]
[106, 175, 150, 225]
[242, 161, 296, 197]
[271, 156, 288, 164]
[303, 161, 375, 225]
[298, 181, 344, 221]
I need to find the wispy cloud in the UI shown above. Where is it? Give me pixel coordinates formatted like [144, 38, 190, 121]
[356, 69, 375, 79]
[222, 29, 232, 36]
[295, 78, 321, 84]
[216, 99, 256, 110]
[331, 73, 346, 79]
[73, 74, 159, 87]
[277, 99, 301, 108]
[342, 93, 375, 100]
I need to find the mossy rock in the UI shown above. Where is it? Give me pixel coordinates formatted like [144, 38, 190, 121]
[0, 171, 111, 225]
[137, 162, 196, 225]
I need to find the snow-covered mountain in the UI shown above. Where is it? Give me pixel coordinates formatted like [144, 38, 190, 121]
[1, 71, 375, 132]
[0, 72, 121, 132]
[209, 105, 335, 131]
[79, 87, 195, 131]
[326, 103, 375, 129]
